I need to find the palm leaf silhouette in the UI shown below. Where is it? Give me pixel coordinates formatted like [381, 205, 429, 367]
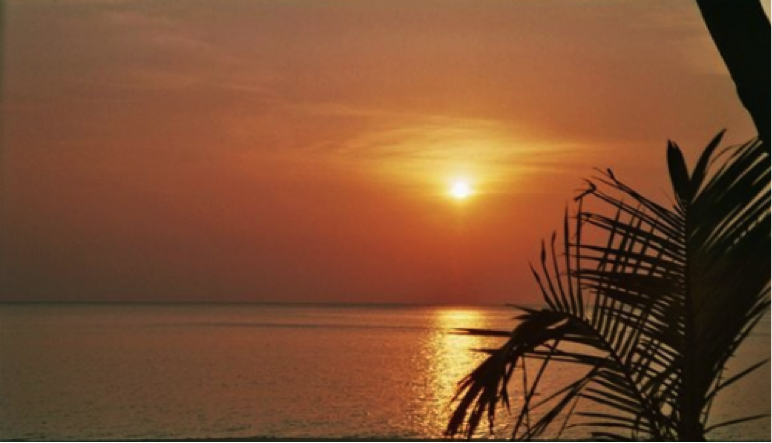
[446, 133, 770, 441]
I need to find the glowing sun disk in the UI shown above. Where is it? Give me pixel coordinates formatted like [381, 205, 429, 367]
[449, 179, 473, 200]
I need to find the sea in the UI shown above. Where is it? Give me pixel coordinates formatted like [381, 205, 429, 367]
[0, 303, 768, 441]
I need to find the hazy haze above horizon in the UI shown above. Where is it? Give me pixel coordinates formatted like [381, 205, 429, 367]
[0, 0, 759, 303]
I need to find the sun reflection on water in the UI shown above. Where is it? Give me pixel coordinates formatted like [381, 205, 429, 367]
[432, 309, 488, 408]
[412, 308, 505, 438]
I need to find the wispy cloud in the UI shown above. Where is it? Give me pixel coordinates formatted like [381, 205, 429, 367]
[264, 100, 597, 193]
[17, 3, 281, 99]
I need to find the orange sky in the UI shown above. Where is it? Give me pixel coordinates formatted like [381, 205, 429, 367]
[0, 0, 760, 303]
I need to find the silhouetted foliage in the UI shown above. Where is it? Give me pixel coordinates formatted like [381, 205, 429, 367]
[695, 0, 770, 146]
[446, 133, 770, 440]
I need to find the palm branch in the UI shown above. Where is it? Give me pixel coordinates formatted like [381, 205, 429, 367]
[445, 132, 770, 441]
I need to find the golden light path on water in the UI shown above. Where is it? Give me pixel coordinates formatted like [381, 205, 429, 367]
[431, 309, 487, 406]
[415, 308, 598, 440]
[411, 308, 518, 438]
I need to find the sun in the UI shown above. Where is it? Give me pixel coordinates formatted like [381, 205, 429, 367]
[449, 179, 473, 200]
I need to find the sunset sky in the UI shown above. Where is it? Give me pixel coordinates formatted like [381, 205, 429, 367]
[0, 0, 762, 304]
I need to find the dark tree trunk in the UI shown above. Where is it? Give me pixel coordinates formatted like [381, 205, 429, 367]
[682, 2, 769, 440]
[695, 0, 770, 147]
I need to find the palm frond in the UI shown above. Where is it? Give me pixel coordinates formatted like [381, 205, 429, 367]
[445, 133, 770, 440]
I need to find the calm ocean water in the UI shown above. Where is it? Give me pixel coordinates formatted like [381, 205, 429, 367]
[0, 304, 768, 441]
